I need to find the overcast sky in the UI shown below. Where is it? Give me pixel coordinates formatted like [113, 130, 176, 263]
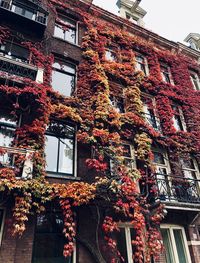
[93, 0, 200, 44]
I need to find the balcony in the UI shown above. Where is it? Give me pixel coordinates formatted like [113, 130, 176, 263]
[0, 146, 34, 179]
[156, 173, 200, 204]
[0, 0, 48, 36]
[0, 53, 43, 83]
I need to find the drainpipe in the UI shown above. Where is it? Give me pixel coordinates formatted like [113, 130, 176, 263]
[131, 0, 142, 12]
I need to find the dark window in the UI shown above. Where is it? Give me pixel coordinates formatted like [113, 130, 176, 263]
[52, 62, 76, 97]
[109, 95, 124, 113]
[45, 121, 75, 176]
[54, 17, 77, 44]
[0, 42, 29, 63]
[32, 212, 74, 263]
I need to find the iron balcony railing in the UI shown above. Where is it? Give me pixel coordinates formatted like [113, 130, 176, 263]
[0, 53, 43, 83]
[0, 146, 34, 179]
[0, 0, 48, 25]
[155, 173, 200, 204]
[143, 113, 162, 133]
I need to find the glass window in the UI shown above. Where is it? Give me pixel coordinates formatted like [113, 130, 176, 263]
[12, 5, 34, 20]
[105, 48, 116, 61]
[32, 212, 74, 263]
[135, 54, 148, 75]
[109, 95, 124, 113]
[115, 225, 136, 263]
[160, 64, 173, 84]
[54, 17, 77, 44]
[45, 121, 75, 176]
[0, 117, 17, 167]
[142, 96, 161, 132]
[0, 209, 4, 244]
[160, 226, 191, 263]
[172, 105, 186, 131]
[52, 62, 76, 97]
[190, 71, 200, 91]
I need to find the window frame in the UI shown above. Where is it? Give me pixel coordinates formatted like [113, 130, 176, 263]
[52, 60, 77, 97]
[172, 104, 187, 132]
[135, 53, 149, 76]
[117, 223, 135, 263]
[32, 211, 76, 263]
[189, 70, 200, 91]
[45, 120, 77, 178]
[141, 94, 162, 133]
[160, 63, 174, 84]
[160, 224, 192, 263]
[105, 47, 117, 62]
[0, 208, 5, 246]
[109, 95, 124, 113]
[54, 15, 78, 45]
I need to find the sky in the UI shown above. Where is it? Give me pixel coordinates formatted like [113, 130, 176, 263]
[93, 0, 200, 44]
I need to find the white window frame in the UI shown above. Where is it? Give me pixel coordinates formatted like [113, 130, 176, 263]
[189, 70, 200, 91]
[172, 104, 187, 132]
[160, 63, 174, 84]
[52, 61, 77, 97]
[54, 16, 78, 45]
[141, 94, 162, 132]
[45, 121, 77, 178]
[135, 53, 149, 76]
[160, 224, 192, 263]
[117, 223, 134, 263]
[0, 208, 5, 245]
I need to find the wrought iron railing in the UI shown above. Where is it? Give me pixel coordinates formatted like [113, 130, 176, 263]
[155, 173, 200, 204]
[143, 113, 162, 133]
[0, 146, 34, 179]
[0, 54, 44, 82]
[0, 0, 47, 25]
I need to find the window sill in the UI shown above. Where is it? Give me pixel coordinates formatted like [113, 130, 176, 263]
[46, 172, 81, 181]
[53, 37, 80, 48]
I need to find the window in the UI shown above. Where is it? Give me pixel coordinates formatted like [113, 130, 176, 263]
[160, 225, 191, 263]
[109, 95, 124, 113]
[153, 148, 171, 201]
[172, 104, 186, 131]
[142, 96, 161, 132]
[105, 47, 116, 61]
[0, 209, 5, 245]
[178, 157, 200, 200]
[32, 212, 75, 263]
[11, 4, 35, 20]
[45, 120, 76, 176]
[160, 63, 173, 84]
[115, 224, 136, 263]
[190, 71, 200, 91]
[54, 16, 77, 44]
[0, 42, 29, 63]
[110, 143, 135, 175]
[52, 61, 76, 97]
[135, 54, 148, 75]
[0, 117, 17, 167]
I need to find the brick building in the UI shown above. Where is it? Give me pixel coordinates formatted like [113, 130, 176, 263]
[0, 0, 200, 262]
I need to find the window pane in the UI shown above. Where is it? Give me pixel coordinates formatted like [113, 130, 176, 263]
[173, 229, 187, 263]
[52, 70, 75, 97]
[58, 138, 73, 174]
[161, 229, 175, 263]
[0, 209, 3, 230]
[24, 9, 34, 19]
[54, 25, 65, 39]
[33, 213, 73, 263]
[65, 28, 76, 43]
[45, 135, 58, 172]
[116, 228, 128, 262]
[153, 152, 165, 165]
